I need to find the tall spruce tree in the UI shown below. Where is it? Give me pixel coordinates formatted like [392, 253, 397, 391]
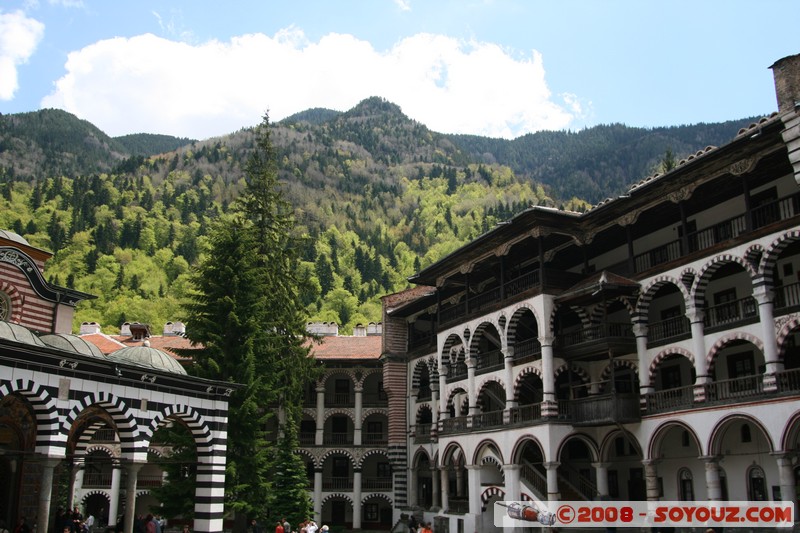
[180, 113, 316, 530]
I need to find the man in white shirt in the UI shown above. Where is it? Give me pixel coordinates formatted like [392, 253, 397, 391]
[306, 521, 318, 533]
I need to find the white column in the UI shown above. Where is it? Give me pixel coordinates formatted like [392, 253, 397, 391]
[313, 469, 323, 523]
[315, 385, 325, 446]
[37, 457, 61, 533]
[504, 464, 521, 502]
[438, 367, 448, 426]
[540, 336, 557, 417]
[544, 462, 560, 502]
[687, 306, 709, 402]
[409, 467, 418, 507]
[430, 467, 440, 510]
[409, 390, 418, 436]
[593, 462, 610, 498]
[353, 469, 362, 530]
[354, 385, 363, 446]
[123, 462, 143, 533]
[466, 358, 477, 416]
[633, 323, 651, 392]
[754, 284, 782, 390]
[440, 467, 449, 511]
[504, 347, 516, 408]
[643, 460, 660, 502]
[702, 456, 722, 501]
[466, 464, 481, 517]
[430, 384, 439, 429]
[108, 464, 122, 527]
[774, 453, 796, 514]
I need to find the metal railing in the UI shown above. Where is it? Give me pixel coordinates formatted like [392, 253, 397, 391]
[82, 472, 112, 488]
[704, 374, 763, 402]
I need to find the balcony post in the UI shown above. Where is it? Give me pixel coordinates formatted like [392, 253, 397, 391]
[701, 456, 722, 501]
[108, 462, 122, 527]
[642, 459, 660, 502]
[315, 384, 325, 446]
[592, 462, 610, 499]
[540, 336, 557, 417]
[123, 462, 144, 533]
[754, 283, 782, 391]
[772, 452, 796, 516]
[353, 469, 362, 530]
[466, 357, 477, 416]
[430, 382, 439, 439]
[687, 306, 709, 402]
[504, 464, 521, 501]
[314, 468, 323, 523]
[36, 456, 61, 533]
[354, 384, 363, 446]
[543, 462, 560, 502]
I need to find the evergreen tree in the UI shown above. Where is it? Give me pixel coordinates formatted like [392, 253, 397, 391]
[179, 113, 316, 530]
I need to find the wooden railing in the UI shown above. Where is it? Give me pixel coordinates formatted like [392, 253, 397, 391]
[645, 385, 695, 414]
[520, 460, 547, 497]
[323, 432, 353, 446]
[647, 315, 690, 345]
[560, 393, 640, 425]
[704, 374, 763, 402]
[504, 269, 539, 298]
[362, 476, 392, 490]
[475, 349, 504, 374]
[446, 362, 468, 383]
[509, 403, 543, 425]
[362, 392, 388, 406]
[299, 433, 316, 446]
[137, 473, 164, 488]
[512, 338, 541, 363]
[470, 409, 505, 430]
[704, 296, 758, 330]
[448, 498, 469, 514]
[325, 392, 355, 407]
[775, 281, 800, 312]
[82, 472, 112, 488]
[415, 423, 432, 443]
[362, 432, 387, 445]
[558, 322, 634, 348]
[440, 416, 469, 434]
[322, 476, 353, 490]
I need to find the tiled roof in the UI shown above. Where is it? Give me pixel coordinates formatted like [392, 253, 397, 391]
[79, 333, 128, 355]
[308, 335, 382, 360]
[112, 334, 197, 360]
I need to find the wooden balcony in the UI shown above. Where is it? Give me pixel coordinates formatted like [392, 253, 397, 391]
[554, 322, 636, 360]
[323, 432, 353, 446]
[362, 476, 393, 491]
[704, 296, 758, 332]
[414, 423, 433, 444]
[512, 338, 541, 365]
[647, 315, 691, 347]
[470, 409, 505, 430]
[508, 402, 544, 425]
[474, 349, 504, 375]
[560, 393, 641, 426]
[322, 476, 353, 491]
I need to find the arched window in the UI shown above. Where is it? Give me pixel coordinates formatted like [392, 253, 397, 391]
[0, 291, 10, 321]
[678, 468, 694, 501]
[748, 465, 767, 501]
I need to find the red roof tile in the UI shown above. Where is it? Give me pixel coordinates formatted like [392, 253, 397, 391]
[308, 335, 382, 360]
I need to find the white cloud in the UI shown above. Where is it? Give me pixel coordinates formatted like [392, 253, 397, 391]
[42, 29, 578, 139]
[394, 0, 412, 12]
[0, 10, 44, 100]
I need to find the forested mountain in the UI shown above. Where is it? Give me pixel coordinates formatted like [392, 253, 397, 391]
[0, 100, 761, 334]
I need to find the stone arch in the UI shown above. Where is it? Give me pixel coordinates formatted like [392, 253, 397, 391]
[706, 332, 764, 374]
[511, 435, 546, 464]
[637, 276, 691, 317]
[513, 367, 543, 401]
[550, 304, 591, 335]
[779, 409, 800, 452]
[554, 364, 590, 383]
[84, 445, 115, 457]
[507, 303, 540, 340]
[358, 449, 391, 469]
[680, 268, 697, 292]
[322, 408, 357, 425]
[692, 254, 756, 307]
[648, 420, 703, 460]
[321, 493, 354, 506]
[589, 296, 635, 323]
[649, 347, 695, 381]
[441, 333, 465, 359]
[356, 368, 383, 388]
[0, 280, 24, 323]
[146, 404, 213, 447]
[469, 320, 504, 357]
[481, 486, 506, 509]
[79, 490, 110, 504]
[441, 442, 466, 466]
[412, 447, 432, 468]
[0, 379, 62, 454]
[600, 428, 643, 462]
[296, 448, 317, 469]
[361, 493, 393, 506]
[320, 449, 357, 468]
[708, 413, 774, 456]
[321, 370, 356, 389]
[411, 358, 433, 388]
[63, 392, 141, 460]
[556, 433, 600, 463]
[599, 360, 638, 382]
[761, 229, 800, 285]
[361, 409, 387, 424]
[777, 316, 800, 359]
[415, 404, 433, 424]
[477, 376, 507, 397]
[473, 438, 505, 466]
[744, 243, 765, 272]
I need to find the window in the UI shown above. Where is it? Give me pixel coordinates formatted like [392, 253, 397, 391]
[741, 423, 752, 443]
[678, 468, 694, 501]
[335, 379, 350, 395]
[0, 292, 10, 321]
[365, 503, 378, 522]
[713, 288, 738, 324]
[661, 365, 683, 390]
[748, 465, 767, 501]
[367, 421, 383, 435]
[752, 187, 779, 228]
[377, 462, 391, 478]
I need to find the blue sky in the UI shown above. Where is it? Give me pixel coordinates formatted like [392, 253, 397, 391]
[0, 0, 796, 140]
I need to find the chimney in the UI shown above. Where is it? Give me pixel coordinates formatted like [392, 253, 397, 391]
[120, 322, 132, 336]
[163, 321, 186, 336]
[770, 54, 800, 115]
[80, 321, 102, 335]
[353, 324, 367, 337]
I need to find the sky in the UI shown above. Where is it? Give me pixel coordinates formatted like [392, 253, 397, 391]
[0, 0, 797, 141]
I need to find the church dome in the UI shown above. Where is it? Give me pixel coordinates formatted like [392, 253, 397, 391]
[40, 333, 105, 359]
[0, 321, 46, 347]
[107, 343, 187, 375]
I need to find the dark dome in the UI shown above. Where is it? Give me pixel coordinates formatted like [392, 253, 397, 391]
[40, 333, 105, 359]
[107, 343, 187, 375]
[0, 321, 46, 347]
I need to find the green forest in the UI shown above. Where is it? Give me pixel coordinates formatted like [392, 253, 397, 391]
[0, 99, 757, 334]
